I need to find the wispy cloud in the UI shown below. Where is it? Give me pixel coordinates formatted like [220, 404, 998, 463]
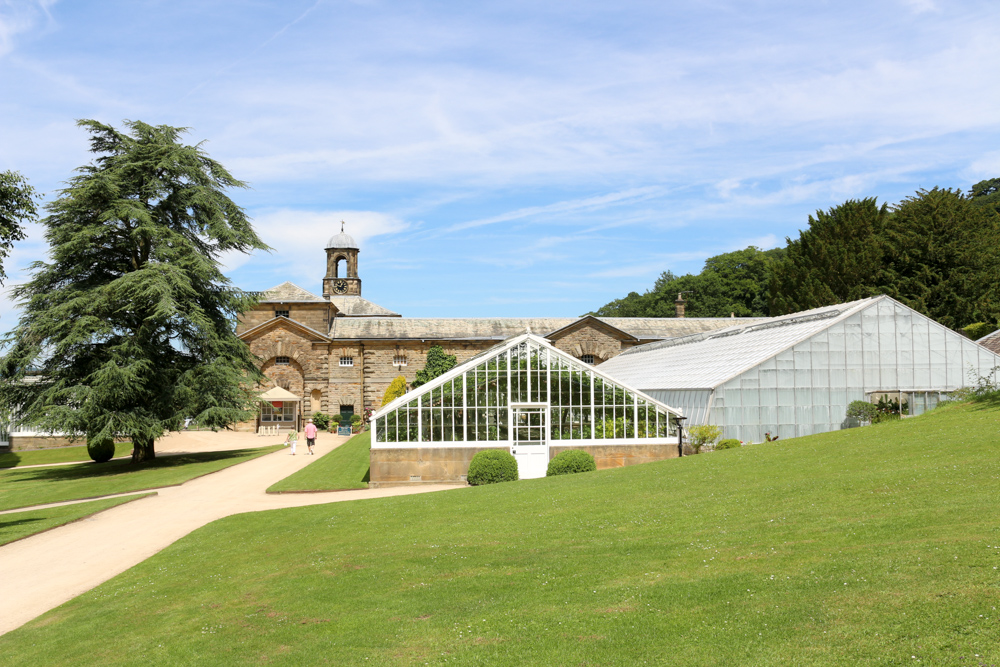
[0, 0, 55, 58]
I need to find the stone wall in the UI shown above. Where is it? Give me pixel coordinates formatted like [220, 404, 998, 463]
[8, 435, 79, 450]
[237, 304, 331, 335]
[371, 441, 680, 485]
[549, 324, 623, 364]
[549, 443, 680, 469]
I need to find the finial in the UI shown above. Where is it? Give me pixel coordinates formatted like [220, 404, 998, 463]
[341, 220, 345, 233]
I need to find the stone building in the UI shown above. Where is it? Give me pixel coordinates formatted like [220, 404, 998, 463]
[235, 228, 763, 429]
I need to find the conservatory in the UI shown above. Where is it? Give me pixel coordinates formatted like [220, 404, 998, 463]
[370, 333, 682, 485]
[599, 296, 1000, 444]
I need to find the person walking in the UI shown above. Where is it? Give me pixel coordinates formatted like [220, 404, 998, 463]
[304, 418, 318, 455]
[285, 428, 298, 455]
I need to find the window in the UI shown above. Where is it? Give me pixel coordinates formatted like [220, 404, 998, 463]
[260, 402, 295, 422]
[275, 356, 290, 365]
[340, 356, 354, 367]
[393, 355, 407, 366]
[581, 354, 595, 365]
[275, 309, 289, 318]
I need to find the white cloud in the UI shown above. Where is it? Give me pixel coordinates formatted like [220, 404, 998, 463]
[0, 0, 56, 58]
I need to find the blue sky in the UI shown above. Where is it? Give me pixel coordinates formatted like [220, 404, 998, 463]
[2, 0, 999, 325]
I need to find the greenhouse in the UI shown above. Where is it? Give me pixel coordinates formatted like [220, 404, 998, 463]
[370, 333, 682, 484]
[600, 296, 1000, 444]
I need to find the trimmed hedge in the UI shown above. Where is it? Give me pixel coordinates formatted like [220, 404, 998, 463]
[87, 436, 116, 463]
[546, 449, 597, 476]
[716, 438, 741, 450]
[467, 449, 519, 486]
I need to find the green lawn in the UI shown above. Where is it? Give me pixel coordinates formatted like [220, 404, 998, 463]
[0, 446, 281, 511]
[267, 430, 371, 493]
[0, 442, 134, 469]
[0, 493, 154, 546]
[2, 402, 999, 665]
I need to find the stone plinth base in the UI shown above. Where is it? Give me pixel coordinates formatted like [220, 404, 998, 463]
[371, 442, 680, 484]
[551, 443, 680, 470]
[8, 435, 79, 451]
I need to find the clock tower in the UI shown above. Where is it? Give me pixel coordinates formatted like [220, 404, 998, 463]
[323, 222, 362, 298]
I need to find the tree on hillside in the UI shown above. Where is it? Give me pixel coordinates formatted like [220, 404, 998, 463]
[0, 170, 37, 284]
[882, 188, 1000, 329]
[0, 120, 269, 463]
[591, 246, 781, 318]
[411, 346, 457, 388]
[769, 198, 890, 315]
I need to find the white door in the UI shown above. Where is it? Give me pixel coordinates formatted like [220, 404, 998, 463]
[511, 407, 548, 479]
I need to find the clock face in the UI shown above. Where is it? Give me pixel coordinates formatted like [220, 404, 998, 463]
[334, 280, 348, 294]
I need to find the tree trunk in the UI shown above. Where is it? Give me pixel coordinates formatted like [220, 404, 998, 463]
[131, 434, 156, 463]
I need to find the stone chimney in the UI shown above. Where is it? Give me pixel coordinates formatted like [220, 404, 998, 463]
[675, 293, 687, 318]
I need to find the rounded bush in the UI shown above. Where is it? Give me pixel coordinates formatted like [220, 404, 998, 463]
[715, 438, 741, 450]
[467, 449, 519, 486]
[87, 435, 116, 463]
[546, 449, 597, 476]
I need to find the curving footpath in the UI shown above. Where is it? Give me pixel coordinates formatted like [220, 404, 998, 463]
[0, 431, 464, 636]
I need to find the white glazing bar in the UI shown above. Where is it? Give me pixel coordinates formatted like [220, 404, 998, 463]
[417, 396, 423, 443]
[633, 393, 639, 439]
[590, 368, 595, 440]
[463, 369, 468, 443]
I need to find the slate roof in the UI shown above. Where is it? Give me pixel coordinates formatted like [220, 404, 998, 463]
[330, 296, 400, 317]
[327, 316, 765, 341]
[976, 329, 1000, 355]
[258, 282, 326, 303]
[599, 298, 877, 390]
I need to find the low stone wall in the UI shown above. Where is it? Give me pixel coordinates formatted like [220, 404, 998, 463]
[371, 442, 681, 485]
[8, 435, 80, 451]
[550, 443, 680, 470]
[370, 446, 507, 487]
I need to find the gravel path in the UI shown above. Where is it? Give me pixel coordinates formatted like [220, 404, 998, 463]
[0, 431, 465, 635]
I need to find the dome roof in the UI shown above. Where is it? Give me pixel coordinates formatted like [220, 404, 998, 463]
[326, 223, 359, 250]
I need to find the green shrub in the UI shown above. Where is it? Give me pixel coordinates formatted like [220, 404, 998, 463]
[381, 376, 408, 406]
[716, 438, 741, 450]
[963, 322, 997, 341]
[350, 414, 362, 425]
[466, 449, 518, 486]
[687, 424, 722, 453]
[87, 435, 116, 463]
[846, 400, 879, 424]
[546, 449, 597, 476]
[311, 412, 330, 430]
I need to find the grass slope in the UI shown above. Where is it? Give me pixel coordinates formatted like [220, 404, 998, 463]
[0, 493, 154, 546]
[267, 430, 371, 493]
[2, 403, 999, 665]
[0, 442, 133, 469]
[0, 446, 281, 511]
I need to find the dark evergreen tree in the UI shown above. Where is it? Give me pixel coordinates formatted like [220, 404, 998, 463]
[591, 246, 781, 318]
[411, 345, 457, 388]
[768, 198, 890, 315]
[969, 177, 1000, 218]
[882, 188, 1000, 329]
[0, 120, 269, 463]
[0, 170, 37, 284]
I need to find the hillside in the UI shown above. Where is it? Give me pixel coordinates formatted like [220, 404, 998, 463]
[1, 402, 998, 665]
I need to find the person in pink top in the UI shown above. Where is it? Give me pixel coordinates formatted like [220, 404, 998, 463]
[304, 418, 318, 455]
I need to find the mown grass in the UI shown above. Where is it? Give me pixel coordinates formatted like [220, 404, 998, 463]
[0, 446, 282, 512]
[0, 493, 154, 546]
[2, 402, 999, 665]
[0, 442, 133, 469]
[267, 430, 371, 493]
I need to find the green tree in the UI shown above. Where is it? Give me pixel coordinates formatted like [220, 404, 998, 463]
[882, 188, 1000, 328]
[969, 177, 1000, 218]
[381, 375, 408, 406]
[411, 345, 457, 388]
[0, 170, 37, 284]
[0, 120, 269, 463]
[592, 246, 781, 318]
[769, 198, 890, 315]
